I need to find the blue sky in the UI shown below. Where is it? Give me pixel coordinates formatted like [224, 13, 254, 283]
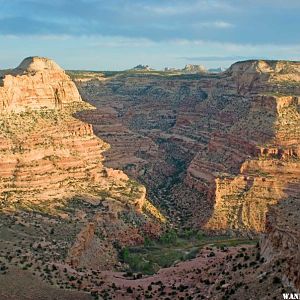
[0, 0, 300, 70]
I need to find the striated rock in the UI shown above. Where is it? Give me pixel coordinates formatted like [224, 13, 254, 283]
[0, 56, 82, 112]
[15, 56, 64, 73]
[0, 58, 163, 267]
[0, 58, 150, 214]
[200, 93, 300, 233]
[224, 60, 300, 94]
[0, 57, 299, 298]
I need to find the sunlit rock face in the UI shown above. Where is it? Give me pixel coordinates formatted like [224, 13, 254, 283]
[0, 58, 163, 269]
[73, 60, 300, 290]
[0, 57, 103, 205]
[0, 56, 82, 112]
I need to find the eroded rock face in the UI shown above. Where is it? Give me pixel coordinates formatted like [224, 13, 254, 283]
[200, 94, 300, 233]
[0, 57, 146, 209]
[226, 60, 300, 86]
[261, 197, 300, 291]
[0, 57, 163, 270]
[0, 56, 82, 112]
[0, 58, 298, 297]
[75, 59, 300, 233]
[0, 104, 151, 213]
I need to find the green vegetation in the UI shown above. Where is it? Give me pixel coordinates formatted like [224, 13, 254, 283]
[121, 230, 258, 275]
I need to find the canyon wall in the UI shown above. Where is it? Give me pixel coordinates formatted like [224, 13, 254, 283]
[76, 60, 300, 233]
[0, 57, 299, 295]
[0, 56, 82, 112]
[0, 57, 144, 209]
[0, 57, 163, 269]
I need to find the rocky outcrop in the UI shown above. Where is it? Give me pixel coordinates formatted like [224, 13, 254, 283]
[183, 64, 207, 73]
[0, 57, 299, 298]
[199, 92, 300, 233]
[0, 58, 150, 211]
[67, 222, 96, 267]
[0, 56, 82, 112]
[0, 107, 140, 206]
[0, 57, 166, 277]
[131, 65, 153, 71]
[224, 60, 300, 95]
[261, 197, 300, 291]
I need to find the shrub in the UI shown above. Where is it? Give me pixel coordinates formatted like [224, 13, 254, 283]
[273, 276, 281, 284]
[159, 230, 178, 245]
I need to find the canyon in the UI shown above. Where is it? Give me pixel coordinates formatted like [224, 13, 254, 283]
[76, 60, 300, 233]
[0, 57, 299, 299]
[75, 59, 300, 295]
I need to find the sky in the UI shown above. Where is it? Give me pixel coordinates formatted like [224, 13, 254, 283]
[0, 0, 300, 70]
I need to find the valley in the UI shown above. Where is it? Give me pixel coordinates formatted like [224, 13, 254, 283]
[0, 57, 299, 299]
[75, 60, 300, 234]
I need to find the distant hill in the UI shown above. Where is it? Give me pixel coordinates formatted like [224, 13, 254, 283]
[131, 64, 153, 71]
[182, 64, 207, 73]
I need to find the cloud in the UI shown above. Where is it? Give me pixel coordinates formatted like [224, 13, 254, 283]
[1, 33, 300, 71]
[0, 33, 72, 41]
[211, 21, 233, 28]
[140, 0, 235, 15]
[193, 21, 234, 29]
[0, 0, 300, 46]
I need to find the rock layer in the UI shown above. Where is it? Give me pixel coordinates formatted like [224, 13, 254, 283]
[0, 56, 82, 112]
[0, 57, 163, 269]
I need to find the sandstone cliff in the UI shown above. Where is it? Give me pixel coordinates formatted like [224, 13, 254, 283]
[0, 58, 298, 298]
[0, 56, 82, 112]
[0, 57, 163, 270]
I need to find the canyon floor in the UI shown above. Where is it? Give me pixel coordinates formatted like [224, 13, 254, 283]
[0, 58, 299, 299]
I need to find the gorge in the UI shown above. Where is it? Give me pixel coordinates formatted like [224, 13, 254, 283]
[0, 57, 299, 299]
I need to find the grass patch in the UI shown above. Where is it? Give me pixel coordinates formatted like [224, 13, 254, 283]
[121, 230, 258, 275]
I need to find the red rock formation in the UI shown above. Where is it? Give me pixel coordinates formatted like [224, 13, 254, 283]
[0, 57, 165, 275]
[261, 197, 300, 291]
[67, 222, 96, 267]
[0, 58, 152, 213]
[0, 56, 82, 112]
[201, 93, 300, 232]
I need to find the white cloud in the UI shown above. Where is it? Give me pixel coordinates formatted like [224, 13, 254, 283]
[164, 39, 300, 59]
[212, 21, 234, 28]
[193, 21, 234, 29]
[140, 0, 235, 16]
[0, 34, 72, 41]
